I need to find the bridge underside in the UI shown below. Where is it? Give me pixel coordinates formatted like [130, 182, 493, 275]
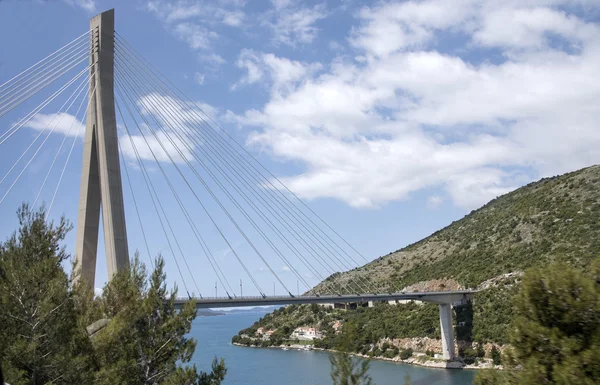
[175, 291, 475, 309]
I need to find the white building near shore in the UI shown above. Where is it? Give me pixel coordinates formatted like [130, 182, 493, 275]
[291, 326, 323, 340]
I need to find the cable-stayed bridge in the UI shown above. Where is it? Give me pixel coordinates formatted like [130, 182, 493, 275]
[175, 291, 474, 309]
[0, 9, 474, 360]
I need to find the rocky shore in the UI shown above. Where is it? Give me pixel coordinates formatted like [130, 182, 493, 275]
[232, 342, 502, 371]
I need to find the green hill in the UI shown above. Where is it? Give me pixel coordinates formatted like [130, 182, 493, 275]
[234, 165, 600, 353]
[315, 165, 600, 294]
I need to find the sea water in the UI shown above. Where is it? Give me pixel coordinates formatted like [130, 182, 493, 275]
[189, 312, 475, 385]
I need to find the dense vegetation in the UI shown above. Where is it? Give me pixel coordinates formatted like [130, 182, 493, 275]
[236, 165, 600, 352]
[0, 204, 226, 385]
[475, 262, 600, 384]
[233, 302, 438, 356]
[316, 165, 600, 293]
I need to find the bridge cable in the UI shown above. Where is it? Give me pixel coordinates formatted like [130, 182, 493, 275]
[115, 75, 266, 298]
[115, 43, 369, 296]
[118, 120, 231, 298]
[116, 94, 201, 297]
[0, 37, 90, 108]
[0, 63, 96, 146]
[114, 39, 375, 294]
[0, 72, 90, 205]
[0, 30, 90, 93]
[114, 72, 270, 298]
[116, 33, 372, 270]
[113, 57, 344, 296]
[116, 94, 235, 299]
[116, 69, 235, 298]
[114, 49, 333, 292]
[114, 95, 195, 298]
[33, 69, 97, 208]
[114, 59, 316, 296]
[115, 67, 294, 297]
[47, 100, 88, 219]
[119, 112, 236, 298]
[114, 37, 374, 292]
[0, 68, 91, 187]
[118, 141, 154, 269]
[0, 49, 91, 118]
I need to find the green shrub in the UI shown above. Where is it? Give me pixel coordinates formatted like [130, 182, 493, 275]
[490, 345, 501, 365]
[461, 347, 478, 365]
[476, 342, 485, 358]
[399, 348, 413, 360]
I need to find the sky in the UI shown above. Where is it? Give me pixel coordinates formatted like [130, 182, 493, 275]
[1, 0, 600, 297]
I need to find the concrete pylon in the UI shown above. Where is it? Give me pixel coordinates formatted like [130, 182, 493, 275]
[75, 9, 129, 289]
[439, 303, 455, 360]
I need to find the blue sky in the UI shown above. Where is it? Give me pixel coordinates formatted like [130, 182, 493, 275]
[1, 0, 599, 296]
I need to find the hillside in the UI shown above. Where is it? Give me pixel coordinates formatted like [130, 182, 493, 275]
[314, 165, 600, 294]
[234, 166, 600, 355]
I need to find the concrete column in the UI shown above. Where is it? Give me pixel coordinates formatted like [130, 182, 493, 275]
[75, 9, 128, 288]
[439, 303, 455, 360]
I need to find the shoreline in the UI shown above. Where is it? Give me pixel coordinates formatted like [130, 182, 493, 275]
[231, 342, 500, 371]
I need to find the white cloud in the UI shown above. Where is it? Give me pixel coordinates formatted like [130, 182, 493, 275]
[146, 1, 242, 82]
[119, 131, 193, 165]
[234, 49, 322, 93]
[146, 0, 247, 52]
[222, 10, 245, 26]
[350, 0, 600, 57]
[24, 113, 85, 137]
[147, 0, 247, 25]
[235, 50, 264, 85]
[194, 102, 219, 120]
[138, 93, 219, 127]
[281, 265, 291, 272]
[194, 72, 205, 85]
[473, 6, 599, 49]
[229, 1, 600, 210]
[351, 0, 474, 57]
[146, 0, 203, 22]
[264, 0, 328, 45]
[118, 94, 220, 165]
[199, 53, 226, 66]
[427, 195, 444, 209]
[173, 23, 217, 50]
[63, 0, 97, 13]
[198, 53, 227, 73]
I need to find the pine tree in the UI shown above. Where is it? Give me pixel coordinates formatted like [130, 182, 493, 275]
[91, 253, 226, 385]
[475, 261, 600, 385]
[0, 204, 227, 385]
[0, 204, 94, 385]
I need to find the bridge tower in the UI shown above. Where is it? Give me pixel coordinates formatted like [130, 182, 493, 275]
[75, 9, 129, 288]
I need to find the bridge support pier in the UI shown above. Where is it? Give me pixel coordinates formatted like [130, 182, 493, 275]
[439, 303, 455, 360]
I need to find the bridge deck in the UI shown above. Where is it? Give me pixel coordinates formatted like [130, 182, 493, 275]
[174, 290, 476, 309]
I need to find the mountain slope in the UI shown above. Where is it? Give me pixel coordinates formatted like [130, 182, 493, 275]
[236, 166, 600, 350]
[313, 165, 600, 294]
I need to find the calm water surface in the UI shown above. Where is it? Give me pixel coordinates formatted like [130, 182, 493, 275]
[189, 312, 475, 385]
